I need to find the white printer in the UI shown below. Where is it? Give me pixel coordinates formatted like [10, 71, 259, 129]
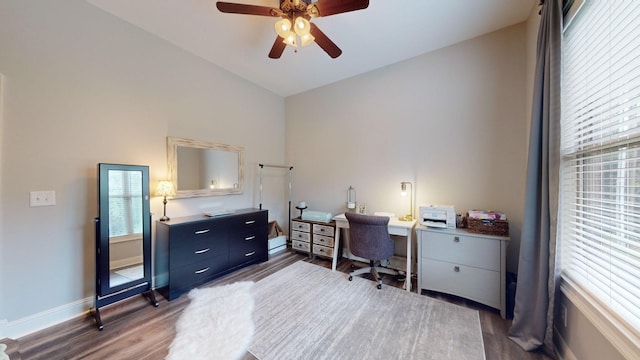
[419, 205, 456, 229]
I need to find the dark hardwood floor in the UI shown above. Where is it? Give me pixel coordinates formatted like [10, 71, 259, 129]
[2, 250, 552, 360]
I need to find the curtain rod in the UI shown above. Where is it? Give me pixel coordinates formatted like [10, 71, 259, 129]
[259, 163, 293, 170]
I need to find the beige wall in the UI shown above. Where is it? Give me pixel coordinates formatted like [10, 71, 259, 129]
[0, 0, 285, 337]
[285, 23, 528, 274]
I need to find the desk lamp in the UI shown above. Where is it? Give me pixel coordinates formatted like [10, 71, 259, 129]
[400, 182, 413, 221]
[156, 180, 176, 221]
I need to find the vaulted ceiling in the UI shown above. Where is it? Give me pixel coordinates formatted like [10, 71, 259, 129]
[87, 0, 536, 97]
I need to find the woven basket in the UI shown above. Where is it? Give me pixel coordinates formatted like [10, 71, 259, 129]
[467, 217, 509, 237]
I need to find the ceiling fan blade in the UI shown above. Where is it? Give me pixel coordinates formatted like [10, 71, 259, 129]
[312, 0, 369, 17]
[310, 23, 342, 58]
[216, 2, 279, 17]
[268, 36, 287, 59]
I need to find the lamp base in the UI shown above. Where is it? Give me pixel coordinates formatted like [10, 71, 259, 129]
[399, 215, 412, 221]
[159, 215, 170, 222]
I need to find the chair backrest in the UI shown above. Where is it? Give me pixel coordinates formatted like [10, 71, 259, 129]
[344, 212, 395, 261]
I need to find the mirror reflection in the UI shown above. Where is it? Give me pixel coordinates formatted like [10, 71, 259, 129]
[168, 136, 244, 198]
[107, 169, 144, 287]
[177, 147, 239, 190]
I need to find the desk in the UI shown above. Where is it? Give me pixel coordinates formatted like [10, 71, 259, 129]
[332, 213, 417, 292]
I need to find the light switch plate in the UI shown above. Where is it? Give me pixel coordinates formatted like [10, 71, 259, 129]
[30, 191, 56, 207]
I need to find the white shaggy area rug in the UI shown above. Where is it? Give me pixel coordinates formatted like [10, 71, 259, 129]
[166, 281, 255, 360]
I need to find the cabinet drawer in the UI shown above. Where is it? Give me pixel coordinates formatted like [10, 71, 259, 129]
[421, 232, 500, 271]
[312, 224, 334, 237]
[171, 255, 229, 292]
[229, 239, 267, 267]
[313, 234, 334, 247]
[312, 244, 334, 258]
[169, 222, 226, 250]
[291, 230, 310, 242]
[228, 211, 268, 230]
[229, 228, 267, 265]
[292, 221, 311, 232]
[292, 240, 310, 253]
[170, 237, 228, 268]
[421, 259, 500, 307]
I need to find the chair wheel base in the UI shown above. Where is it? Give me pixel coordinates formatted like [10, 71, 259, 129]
[377, 284, 382, 289]
[348, 276, 353, 281]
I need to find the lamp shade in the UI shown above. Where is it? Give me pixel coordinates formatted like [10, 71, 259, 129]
[156, 180, 176, 197]
[300, 32, 315, 46]
[275, 18, 292, 38]
[283, 31, 297, 47]
[294, 17, 311, 36]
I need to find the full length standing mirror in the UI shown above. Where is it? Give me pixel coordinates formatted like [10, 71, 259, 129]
[93, 163, 158, 330]
[167, 136, 244, 198]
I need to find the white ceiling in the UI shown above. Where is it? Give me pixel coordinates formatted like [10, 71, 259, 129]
[86, 0, 536, 97]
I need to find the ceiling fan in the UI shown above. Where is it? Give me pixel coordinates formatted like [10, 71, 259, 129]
[216, 0, 369, 59]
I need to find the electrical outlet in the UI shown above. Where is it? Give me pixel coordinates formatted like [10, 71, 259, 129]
[30, 190, 56, 207]
[561, 304, 568, 327]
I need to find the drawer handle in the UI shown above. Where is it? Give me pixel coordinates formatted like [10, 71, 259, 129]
[195, 267, 210, 274]
[245, 220, 256, 225]
[454, 266, 460, 272]
[453, 236, 460, 243]
[195, 229, 210, 235]
[195, 248, 210, 254]
[297, 233, 303, 238]
[245, 251, 256, 257]
[245, 235, 255, 241]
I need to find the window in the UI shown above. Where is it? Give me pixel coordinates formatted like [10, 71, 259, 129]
[108, 170, 143, 237]
[561, 0, 640, 340]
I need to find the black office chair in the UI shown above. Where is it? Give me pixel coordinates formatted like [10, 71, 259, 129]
[345, 212, 399, 289]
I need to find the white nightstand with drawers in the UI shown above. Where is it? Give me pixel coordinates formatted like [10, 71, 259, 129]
[417, 226, 509, 318]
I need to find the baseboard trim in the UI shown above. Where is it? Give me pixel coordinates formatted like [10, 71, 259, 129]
[0, 297, 93, 339]
[554, 327, 578, 360]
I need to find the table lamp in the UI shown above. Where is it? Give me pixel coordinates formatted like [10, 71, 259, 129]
[156, 180, 176, 221]
[400, 181, 413, 221]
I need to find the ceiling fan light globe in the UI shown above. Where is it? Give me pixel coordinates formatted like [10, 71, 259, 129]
[294, 17, 311, 36]
[300, 33, 315, 46]
[283, 32, 297, 47]
[275, 18, 292, 38]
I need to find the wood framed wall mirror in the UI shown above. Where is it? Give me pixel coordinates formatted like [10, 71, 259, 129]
[167, 136, 244, 198]
[93, 163, 158, 330]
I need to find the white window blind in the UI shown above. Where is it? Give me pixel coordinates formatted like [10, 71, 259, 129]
[561, 0, 640, 334]
[108, 170, 143, 237]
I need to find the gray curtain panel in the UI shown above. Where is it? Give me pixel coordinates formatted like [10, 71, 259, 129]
[508, 0, 562, 356]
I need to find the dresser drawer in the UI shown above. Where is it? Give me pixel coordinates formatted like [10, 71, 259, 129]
[170, 237, 228, 268]
[229, 240, 267, 267]
[292, 240, 310, 253]
[313, 234, 334, 247]
[312, 244, 334, 258]
[421, 232, 500, 271]
[229, 229, 268, 266]
[169, 222, 226, 249]
[421, 259, 500, 307]
[291, 221, 311, 232]
[171, 255, 229, 292]
[291, 230, 311, 242]
[228, 211, 268, 230]
[313, 224, 335, 237]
